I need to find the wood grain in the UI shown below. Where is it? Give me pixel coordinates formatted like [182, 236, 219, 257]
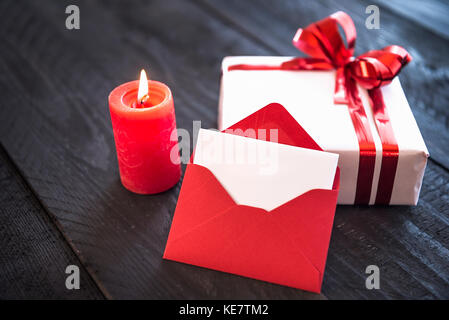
[0, 0, 447, 299]
[374, 0, 449, 40]
[0, 146, 104, 299]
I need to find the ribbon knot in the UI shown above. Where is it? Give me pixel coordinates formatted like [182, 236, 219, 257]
[349, 45, 412, 90]
[291, 11, 411, 103]
[292, 11, 356, 68]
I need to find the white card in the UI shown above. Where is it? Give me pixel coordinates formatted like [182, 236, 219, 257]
[193, 129, 339, 211]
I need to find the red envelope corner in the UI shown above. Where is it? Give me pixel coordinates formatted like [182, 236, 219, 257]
[163, 103, 340, 293]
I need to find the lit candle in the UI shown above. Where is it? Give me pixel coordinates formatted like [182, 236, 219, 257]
[108, 70, 181, 194]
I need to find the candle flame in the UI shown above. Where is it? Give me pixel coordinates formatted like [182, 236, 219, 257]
[137, 69, 149, 104]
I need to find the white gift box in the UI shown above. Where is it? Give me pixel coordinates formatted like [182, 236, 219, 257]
[218, 56, 429, 205]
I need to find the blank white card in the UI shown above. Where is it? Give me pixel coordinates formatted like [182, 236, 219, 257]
[193, 129, 339, 211]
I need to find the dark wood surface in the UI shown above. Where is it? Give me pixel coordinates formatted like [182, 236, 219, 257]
[0, 0, 448, 299]
[0, 146, 103, 299]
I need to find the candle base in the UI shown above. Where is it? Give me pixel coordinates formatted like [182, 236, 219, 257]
[120, 167, 181, 195]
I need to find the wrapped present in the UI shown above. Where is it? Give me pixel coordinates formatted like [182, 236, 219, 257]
[218, 11, 429, 205]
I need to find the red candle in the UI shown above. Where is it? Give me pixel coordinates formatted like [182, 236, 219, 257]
[108, 70, 181, 194]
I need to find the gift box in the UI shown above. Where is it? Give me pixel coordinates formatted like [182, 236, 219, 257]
[164, 103, 340, 293]
[218, 12, 429, 205]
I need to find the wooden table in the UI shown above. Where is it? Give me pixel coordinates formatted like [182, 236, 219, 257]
[1, 0, 448, 300]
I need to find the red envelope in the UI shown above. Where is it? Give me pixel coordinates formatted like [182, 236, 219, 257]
[163, 103, 339, 293]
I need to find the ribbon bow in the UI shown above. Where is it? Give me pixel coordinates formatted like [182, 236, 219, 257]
[289, 11, 411, 102]
[228, 11, 412, 204]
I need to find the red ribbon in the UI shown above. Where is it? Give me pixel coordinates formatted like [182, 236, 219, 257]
[228, 11, 411, 204]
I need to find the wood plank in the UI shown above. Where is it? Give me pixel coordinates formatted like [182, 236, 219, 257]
[0, 0, 447, 299]
[324, 160, 449, 299]
[197, 0, 449, 170]
[0, 146, 104, 299]
[374, 0, 449, 40]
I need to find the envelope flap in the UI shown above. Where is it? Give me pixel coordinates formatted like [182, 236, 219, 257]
[165, 195, 324, 292]
[166, 163, 236, 242]
[270, 170, 339, 275]
[225, 103, 323, 151]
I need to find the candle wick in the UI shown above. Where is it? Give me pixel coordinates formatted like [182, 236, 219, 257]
[140, 94, 149, 106]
